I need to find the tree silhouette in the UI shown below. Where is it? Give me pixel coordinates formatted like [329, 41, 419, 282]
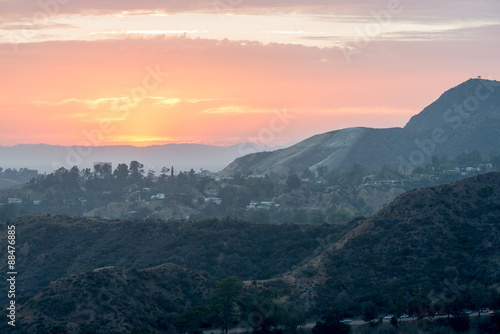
[286, 173, 301, 190]
[129, 161, 144, 180]
[468, 280, 488, 317]
[113, 163, 129, 180]
[160, 167, 170, 181]
[174, 305, 212, 334]
[211, 277, 243, 334]
[283, 305, 308, 334]
[312, 307, 350, 334]
[362, 301, 378, 324]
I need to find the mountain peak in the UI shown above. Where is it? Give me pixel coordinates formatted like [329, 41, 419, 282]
[222, 79, 500, 174]
[404, 78, 500, 132]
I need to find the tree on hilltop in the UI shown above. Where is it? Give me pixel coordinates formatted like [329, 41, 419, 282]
[113, 163, 129, 180]
[129, 161, 144, 180]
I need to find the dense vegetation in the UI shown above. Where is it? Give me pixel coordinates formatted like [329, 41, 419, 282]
[0, 215, 352, 303]
[0, 167, 38, 188]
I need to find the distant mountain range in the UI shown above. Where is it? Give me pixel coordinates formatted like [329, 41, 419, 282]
[0, 142, 271, 174]
[222, 78, 500, 175]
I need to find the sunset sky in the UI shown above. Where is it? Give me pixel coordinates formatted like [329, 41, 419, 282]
[0, 0, 499, 148]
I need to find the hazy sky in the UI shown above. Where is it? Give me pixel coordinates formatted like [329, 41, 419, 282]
[0, 0, 499, 147]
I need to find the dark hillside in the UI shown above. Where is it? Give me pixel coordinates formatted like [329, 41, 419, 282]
[5, 264, 214, 333]
[266, 172, 500, 313]
[0, 216, 350, 302]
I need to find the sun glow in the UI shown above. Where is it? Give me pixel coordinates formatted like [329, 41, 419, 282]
[0, 1, 499, 147]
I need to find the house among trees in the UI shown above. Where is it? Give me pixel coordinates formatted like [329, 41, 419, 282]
[151, 193, 166, 200]
[246, 201, 279, 210]
[198, 169, 212, 178]
[215, 176, 234, 182]
[8, 198, 22, 204]
[205, 197, 222, 205]
[247, 174, 265, 179]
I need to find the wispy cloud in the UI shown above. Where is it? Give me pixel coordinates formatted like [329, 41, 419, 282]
[201, 106, 275, 114]
[0, 22, 77, 30]
[94, 30, 206, 35]
[33, 97, 126, 109]
[33, 96, 183, 109]
[1, 1, 498, 49]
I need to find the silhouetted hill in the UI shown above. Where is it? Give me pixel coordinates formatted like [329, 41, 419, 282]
[222, 79, 500, 174]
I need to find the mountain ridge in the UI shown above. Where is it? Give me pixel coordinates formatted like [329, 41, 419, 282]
[222, 79, 500, 175]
